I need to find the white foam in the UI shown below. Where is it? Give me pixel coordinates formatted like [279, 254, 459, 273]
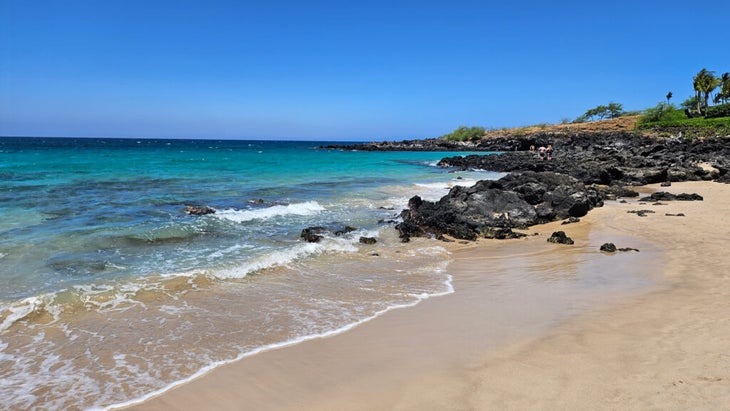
[213, 237, 359, 279]
[98, 264, 456, 411]
[0, 295, 48, 332]
[214, 201, 326, 223]
[206, 243, 253, 260]
[72, 283, 149, 313]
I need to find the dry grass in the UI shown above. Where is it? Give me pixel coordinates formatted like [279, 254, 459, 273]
[484, 116, 640, 138]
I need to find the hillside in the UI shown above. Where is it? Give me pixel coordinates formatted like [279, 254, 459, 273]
[484, 116, 640, 138]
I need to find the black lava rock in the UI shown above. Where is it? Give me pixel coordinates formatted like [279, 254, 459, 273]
[547, 231, 574, 245]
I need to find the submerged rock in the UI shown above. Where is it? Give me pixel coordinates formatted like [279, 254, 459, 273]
[627, 209, 655, 217]
[300, 226, 327, 243]
[600, 242, 639, 252]
[359, 236, 377, 245]
[618, 247, 640, 252]
[185, 205, 215, 216]
[335, 226, 357, 236]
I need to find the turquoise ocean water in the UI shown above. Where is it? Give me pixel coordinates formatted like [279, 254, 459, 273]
[0, 137, 501, 410]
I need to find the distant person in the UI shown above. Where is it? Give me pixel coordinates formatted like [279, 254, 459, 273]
[538, 146, 546, 160]
[529, 145, 535, 152]
[546, 144, 553, 161]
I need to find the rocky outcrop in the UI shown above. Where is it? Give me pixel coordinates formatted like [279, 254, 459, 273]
[438, 134, 730, 185]
[396, 171, 602, 241]
[322, 137, 520, 152]
[334, 133, 729, 244]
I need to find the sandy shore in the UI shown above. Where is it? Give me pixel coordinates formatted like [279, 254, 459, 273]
[128, 181, 729, 411]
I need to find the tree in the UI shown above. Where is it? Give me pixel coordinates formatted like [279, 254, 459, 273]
[681, 95, 699, 110]
[718, 72, 730, 104]
[606, 102, 624, 118]
[693, 68, 720, 112]
[666, 91, 673, 104]
[578, 102, 624, 121]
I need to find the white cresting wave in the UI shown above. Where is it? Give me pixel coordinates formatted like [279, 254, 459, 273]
[0, 231, 373, 334]
[0, 294, 57, 333]
[413, 179, 481, 201]
[97, 259, 454, 411]
[213, 236, 360, 279]
[214, 201, 326, 223]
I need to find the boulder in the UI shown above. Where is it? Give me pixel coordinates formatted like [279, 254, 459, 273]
[600, 242, 617, 252]
[547, 231, 574, 245]
[300, 227, 328, 243]
[359, 236, 377, 245]
[335, 226, 357, 236]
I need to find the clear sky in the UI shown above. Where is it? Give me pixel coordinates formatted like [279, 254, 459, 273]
[1, 0, 728, 141]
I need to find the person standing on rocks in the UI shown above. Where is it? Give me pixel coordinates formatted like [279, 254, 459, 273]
[546, 144, 553, 160]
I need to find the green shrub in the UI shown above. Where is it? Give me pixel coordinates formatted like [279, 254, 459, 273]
[638, 103, 678, 124]
[681, 96, 699, 110]
[706, 103, 730, 118]
[636, 115, 730, 129]
[441, 126, 486, 142]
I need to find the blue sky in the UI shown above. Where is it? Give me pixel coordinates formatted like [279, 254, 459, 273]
[1, 0, 728, 140]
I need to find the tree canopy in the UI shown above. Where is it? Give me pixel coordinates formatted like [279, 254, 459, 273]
[574, 102, 624, 123]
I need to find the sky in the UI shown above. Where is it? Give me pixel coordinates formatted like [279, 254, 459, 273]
[1, 0, 728, 141]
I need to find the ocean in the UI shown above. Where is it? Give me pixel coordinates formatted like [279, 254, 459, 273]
[0, 137, 502, 410]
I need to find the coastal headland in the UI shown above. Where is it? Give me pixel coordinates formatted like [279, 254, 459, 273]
[130, 128, 730, 410]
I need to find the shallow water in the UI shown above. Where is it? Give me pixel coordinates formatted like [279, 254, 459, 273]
[0, 137, 500, 410]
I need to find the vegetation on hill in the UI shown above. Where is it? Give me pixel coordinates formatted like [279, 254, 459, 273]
[441, 126, 486, 142]
[635, 68, 730, 136]
[437, 67, 729, 142]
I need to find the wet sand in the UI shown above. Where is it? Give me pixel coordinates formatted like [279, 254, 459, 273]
[128, 181, 729, 411]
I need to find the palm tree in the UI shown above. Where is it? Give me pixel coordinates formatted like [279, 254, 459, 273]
[693, 73, 703, 113]
[666, 91, 673, 104]
[720, 72, 730, 104]
[693, 68, 720, 112]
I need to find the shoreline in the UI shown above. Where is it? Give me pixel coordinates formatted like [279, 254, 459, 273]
[126, 181, 729, 410]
